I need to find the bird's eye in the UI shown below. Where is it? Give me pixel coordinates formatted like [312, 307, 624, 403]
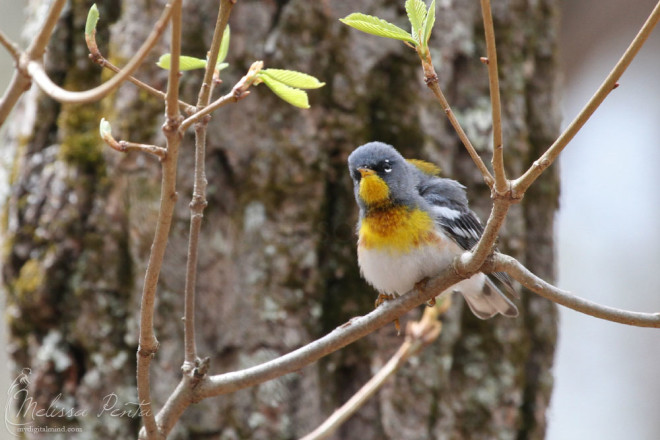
[383, 163, 392, 173]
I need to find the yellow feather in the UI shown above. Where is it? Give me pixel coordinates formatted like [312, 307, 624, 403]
[359, 206, 435, 252]
[407, 158, 441, 176]
[358, 173, 389, 205]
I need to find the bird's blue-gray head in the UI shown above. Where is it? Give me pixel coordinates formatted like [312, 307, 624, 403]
[347, 142, 417, 211]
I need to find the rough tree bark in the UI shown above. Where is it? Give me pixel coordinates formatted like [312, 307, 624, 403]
[1, 0, 559, 439]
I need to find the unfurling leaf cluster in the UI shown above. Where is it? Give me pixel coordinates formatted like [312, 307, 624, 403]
[256, 69, 325, 109]
[340, 0, 436, 57]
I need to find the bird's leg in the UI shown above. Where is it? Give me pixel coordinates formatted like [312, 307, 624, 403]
[414, 277, 436, 307]
[374, 292, 395, 308]
[374, 293, 401, 335]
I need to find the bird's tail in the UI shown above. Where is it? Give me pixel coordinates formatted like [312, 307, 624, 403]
[461, 276, 518, 319]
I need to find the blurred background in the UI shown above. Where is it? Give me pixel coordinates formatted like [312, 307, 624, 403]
[1, 0, 659, 438]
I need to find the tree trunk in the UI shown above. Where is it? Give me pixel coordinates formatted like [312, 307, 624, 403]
[1, 0, 559, 439]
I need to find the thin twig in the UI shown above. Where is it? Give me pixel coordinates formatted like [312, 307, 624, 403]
[512, 0, 660, 197]
[197, 0, 235, 109]
[164, 3, 182, 121]
[301, 305, 444, 440]
[180, 90, 239, 132]
[179, 60, 262, 133]
[25, 0, 68, 59]
[0, 0, 67, 126]
[90, 56, 196, 115]
[479, 0, 507, 194]
[0, 72, 31, 127]
[0, 30, 21, 62]
[137, 1, 183, 439]
[488, 253, 660, 328]
[25, 2, 175, 105]
[422, 64, 495, 188]
[116, 141, 167, 159]
[181, 0, 235, 371]
[304, 341, 415, 440]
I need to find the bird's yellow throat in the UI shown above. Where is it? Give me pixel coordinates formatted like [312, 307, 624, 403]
[358, 171, 389, 205]
[357, 173, 435, 251]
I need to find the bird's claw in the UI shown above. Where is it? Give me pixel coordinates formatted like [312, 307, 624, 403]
[374, 293, 401, 335]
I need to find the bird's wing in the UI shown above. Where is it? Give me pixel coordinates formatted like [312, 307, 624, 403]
[417, 176, 518, 298]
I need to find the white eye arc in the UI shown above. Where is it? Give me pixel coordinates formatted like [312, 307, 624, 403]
[383, 160, 392, 173]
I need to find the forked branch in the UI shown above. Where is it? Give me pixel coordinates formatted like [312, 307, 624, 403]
[513, 0, 660, 197]
[26, 2, 175, 105]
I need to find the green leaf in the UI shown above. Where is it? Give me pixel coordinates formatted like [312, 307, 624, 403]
[339, 13, 417, 45]
[260, 69, 325, 89]
[156, 54, 207, 71]
[405, 0, 427, 43]
[258, 74, 310, 109]
[99, 118, 112, 138]
[218, 25, 231, 64]
[85, 4, 99, 37]
[422, 0, 436, 45]
[216, 62, 229, 72]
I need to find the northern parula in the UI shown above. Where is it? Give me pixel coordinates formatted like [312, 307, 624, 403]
[348, 141, 518, 319]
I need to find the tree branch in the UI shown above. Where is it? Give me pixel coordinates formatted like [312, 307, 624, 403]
[0, 30, 20, 62]
[0, 0, 67, 126]
[300, 304, 445, 440]
[150, 269, 461, 436]
[181, 0, 235, 371]
[512, 0, 660, 197]
[179, 60, 262, 133]
[479, 0, 507, 194]
[25, 0, 68, 59]
[456, 198, 509, 276]
[137, 1, 183, 439]
[422, 61, 495, 188]
[197, 0, 235, 108]
[87, 52, 196, 115]
[488, 253, 660, 328]
[101, 134, 167, 159]
[24, 2, 174, 106]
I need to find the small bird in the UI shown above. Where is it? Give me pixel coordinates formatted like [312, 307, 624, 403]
[348, 141, 518, 320]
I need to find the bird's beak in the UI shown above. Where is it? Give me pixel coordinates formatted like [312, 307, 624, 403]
[357, 167, 375, 177]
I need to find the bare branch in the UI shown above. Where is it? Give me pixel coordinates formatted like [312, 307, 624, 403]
[164, 3, 182, 121]
[102, 134, 167, 159]
[181, 0, 235, 370]
[0, 0, 67, 126]
[513, 0, 660, 197]
[488, 253, 660, 328]
[0, 30, 20, 62]
[456, 198, 509, 276]
[25, 0, 68, 60]
[301, 305, 445, 440]
[422, 64, 495, 188]
[137, 1, 183, 438]
[197, 0, 235, 109]
[149, 269, 461, 436]
[25, 2, 175, 105]
[179, 61, 262, 133]
[0, 72, 31, 127]
[88, 55, 196, 115]
[479, 0, 507, 194]
[182, 119, 208, 368]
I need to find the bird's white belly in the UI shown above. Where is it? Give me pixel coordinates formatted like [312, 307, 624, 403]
[357, 242, 456, 295]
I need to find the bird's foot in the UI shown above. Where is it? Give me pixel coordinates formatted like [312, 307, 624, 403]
[374, 293, 401, 335]
[374, 292, 395, 308]
[413, 277, 436, 307]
